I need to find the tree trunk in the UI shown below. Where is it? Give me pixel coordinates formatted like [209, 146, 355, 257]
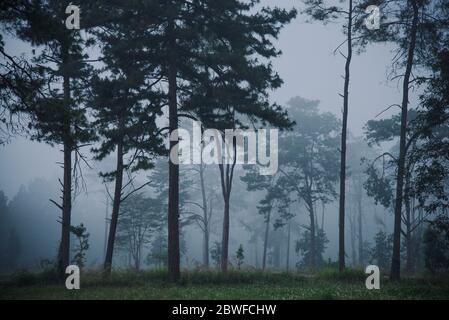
[404, 168, 413, 273]
[103, 140, 124, 275]
[286, 220, 291, 272]
[57, 40, 72, 279]
[309, 202, 316, 270]
[219, 139, 236, 272]
[349, 211, 356, 266]
[103, 194, 109, 261]
[199, 164, 209, 268]
[221, 191, 230, 272]
[390, 0, 418, 282]
[321, 201, 325, 230]
[338, 0, 353, 273]
[357, 181, 363, 266]
[167, 15, 180, 282]
[58, 142, 72, 278]
[262, 208, 271, 270]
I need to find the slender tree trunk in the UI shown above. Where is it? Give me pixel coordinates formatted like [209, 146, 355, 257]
[57, 40, 72, 279]
[199, 164, 209, 267]
[357, 183, 363, 266]
[286, 220, 291, 272]
[167, 15, 180, 282]
[404, 169, 412, 273]
[255, 238, 259, 268]
[338, 0, 353, 273]
[136, 243, 141, 271]
[103, 194, 109, 261]
[58, 142, 72, 278]
[262, 208, 271, 270]
[104, 140, 124, 275]
[219, 138, 236, 272]
[221, 190, 230, 271]
[321, 201, 325, 230]
[391, 0, 418, 281]
[309, 201, 316, 270]
[349, 211, 356, 266]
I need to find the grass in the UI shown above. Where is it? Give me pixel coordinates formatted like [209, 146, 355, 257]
[1, 268, 449, 300]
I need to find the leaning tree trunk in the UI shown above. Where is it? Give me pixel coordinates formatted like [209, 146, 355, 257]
[103, 139, 124, 275]
[338, 0, 353, 273]
[391, 0, 418, 282]
[57, 40, 72, 279]
[167, 15, 180, 282]
[404, 168, 413, 273]
[262, 208, 272, 270]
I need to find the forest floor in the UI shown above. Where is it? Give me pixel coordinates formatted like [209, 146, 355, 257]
[1, 268, 449, 300]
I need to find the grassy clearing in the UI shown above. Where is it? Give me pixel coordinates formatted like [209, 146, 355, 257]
[1, 268, 449, 300]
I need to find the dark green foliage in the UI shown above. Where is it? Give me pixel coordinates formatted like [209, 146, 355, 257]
[0, 1, 95, 147]
[116, 193, 164, 270]
[370, 231, 393, 269]
[235, 245, 244, 270]
[411, 41, 449, 213]
[70, 223, 89, 269]
[278, 97, 340, 206]
[295, 228, 329, 270]
[424, 217, 449, 274]
[364, 165, 394, 208]
[359, 241, 372, 266]
[89, 10, 166, 177]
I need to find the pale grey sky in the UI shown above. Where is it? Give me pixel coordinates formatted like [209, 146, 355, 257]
[0, 0, 415, 198]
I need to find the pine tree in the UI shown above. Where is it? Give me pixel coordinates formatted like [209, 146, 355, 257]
[181, 1, 296, 273]
[89, 9, 165, 275]
[0, 1, 96, 278]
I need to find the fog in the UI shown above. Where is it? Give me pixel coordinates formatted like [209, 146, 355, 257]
[0, 0, 416, 272]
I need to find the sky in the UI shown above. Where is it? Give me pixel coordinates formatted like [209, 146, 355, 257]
[0, 0, 415, 199]
[0, 0, 413, 266]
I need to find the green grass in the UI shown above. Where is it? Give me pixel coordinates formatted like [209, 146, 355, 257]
[1, 268, 449, 300]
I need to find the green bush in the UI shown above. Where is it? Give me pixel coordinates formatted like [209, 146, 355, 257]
[10, 269, 37, 286]
[316, 266, 365, 282]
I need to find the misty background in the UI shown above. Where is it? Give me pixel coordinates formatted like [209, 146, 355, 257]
[0, 0, 412, 271]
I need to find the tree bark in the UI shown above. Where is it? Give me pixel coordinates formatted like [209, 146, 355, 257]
[286, 220, 291, 272]
[199, 163, 209, 267]
[357, 188, 363, 266]
[57, 40, 72, 279]
[308, 200, 316, 270]
[262, 208, 271, 270]
[390, 0, 418, 281]
[338, 0, 353, 273]
[58, 142, 72, 278]
[404, 168, 412, 273]
[103, 139, 124, 275]
[221, 190, 230, 272]
[219, 138, 236, 272]
[167, 11, 180, 282]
